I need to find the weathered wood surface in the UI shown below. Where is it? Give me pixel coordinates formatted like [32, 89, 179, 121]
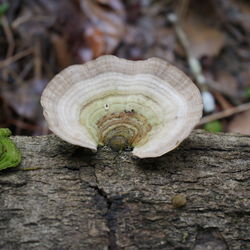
[0, 130, 249, 250]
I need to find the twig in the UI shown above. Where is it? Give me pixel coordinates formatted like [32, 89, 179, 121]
[7, 117, 44, 132]
[213, 92, 233, 110]
[177, 0, 190, 20]
[19, 61, 33, 80]
[51, 33, 72, 69]
[199, 102, 250, 125]
[11, 12, 31, 29]
[167, 13, 207, 92]
[34, 39, 42, 80]
[167, 13, 216, 112]
[0, 48, 33, 68]
[1, 16, 15, 58]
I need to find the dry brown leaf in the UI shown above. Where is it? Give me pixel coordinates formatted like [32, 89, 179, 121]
[227, 110, 250, 135]
[179, 13, 225, 58]
[85, 27, 105, 58]
[46, 0, 125, 62]
[79, 0, 126, 55]
[216, 71, 238, 96]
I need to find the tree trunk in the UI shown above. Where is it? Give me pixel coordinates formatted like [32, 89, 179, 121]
[0, 130, 249, 250]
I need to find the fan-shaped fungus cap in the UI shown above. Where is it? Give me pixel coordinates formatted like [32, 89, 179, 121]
[41, 55, 203, 158]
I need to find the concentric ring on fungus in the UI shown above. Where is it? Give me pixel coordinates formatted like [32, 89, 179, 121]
[41, 55, 203, 158]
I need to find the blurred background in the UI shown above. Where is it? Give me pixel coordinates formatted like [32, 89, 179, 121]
[0, 0, 250, 136]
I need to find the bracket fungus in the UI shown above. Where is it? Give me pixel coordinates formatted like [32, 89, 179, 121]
[41, 55, 203, 158]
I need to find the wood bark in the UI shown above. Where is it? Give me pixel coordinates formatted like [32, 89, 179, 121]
[0, 130, 249, 250]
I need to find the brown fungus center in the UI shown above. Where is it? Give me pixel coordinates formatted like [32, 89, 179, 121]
[96, 111, 152, 151]
[107, 135, 129, 151]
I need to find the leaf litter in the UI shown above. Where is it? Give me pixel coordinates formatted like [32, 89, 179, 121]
[0, 0, 250, 135]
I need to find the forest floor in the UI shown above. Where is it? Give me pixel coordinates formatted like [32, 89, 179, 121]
[0, 0, 250, 136]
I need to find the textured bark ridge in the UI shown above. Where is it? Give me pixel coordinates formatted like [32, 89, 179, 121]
[0, 130, 249, 250]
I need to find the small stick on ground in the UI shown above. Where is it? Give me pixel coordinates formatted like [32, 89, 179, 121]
[0, 48, 34, 68]
[34, 39, 42, 80]
[1, 16, 15, 58]
[199, 102, 250, 125]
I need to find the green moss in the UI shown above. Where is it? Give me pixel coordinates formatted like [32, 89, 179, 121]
[244, 88, 250, 99]
[0, 2, 9, 17]
[204, 121, 222, 133]
[0, 128, 21, 170]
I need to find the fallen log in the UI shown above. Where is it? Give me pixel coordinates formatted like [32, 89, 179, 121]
[0, 130, 249, 250]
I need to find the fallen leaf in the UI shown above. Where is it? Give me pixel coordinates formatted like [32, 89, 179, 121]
[178, 12, 225, 58]
[227, 110, 250, 135]
[215, 71, 238, 97]
[79, 0, 126, 55]
[85, 26, 105, 58]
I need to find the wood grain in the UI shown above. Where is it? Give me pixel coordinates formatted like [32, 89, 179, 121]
[0, 130, 249, 250]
